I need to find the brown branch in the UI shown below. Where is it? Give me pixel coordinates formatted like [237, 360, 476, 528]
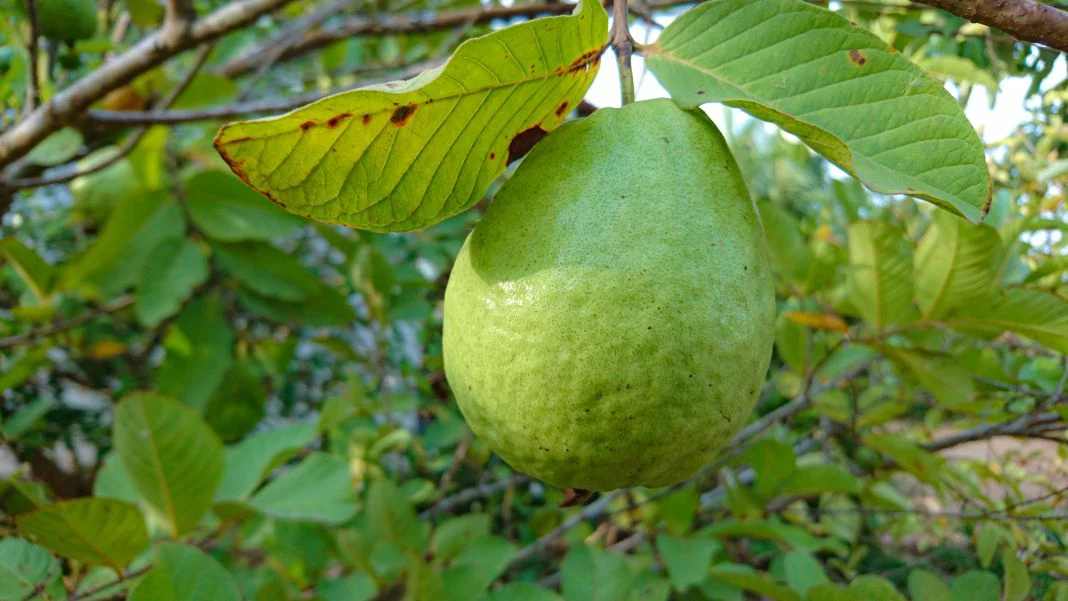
[5, 44, 215, 190]
[0, 296, 134, 349]
[916, 0, 1068, 53]
[0, 0, 295, 174]
[218, 2, 578, 78]
[23, 0, 40, 117]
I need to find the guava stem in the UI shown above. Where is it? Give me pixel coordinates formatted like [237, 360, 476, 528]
[559, 488, 595, 507]
[611, 0, 636, 105]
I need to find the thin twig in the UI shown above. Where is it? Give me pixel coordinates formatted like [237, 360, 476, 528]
[611, 0, 635, 105]
[23, 0, 41, 117]
[0, 296, 134, 349]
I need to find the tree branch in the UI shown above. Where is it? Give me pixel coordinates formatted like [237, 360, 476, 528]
[915, 0, 1068, 53]
[218, 2, 578, 78]
[23, 0, 40, 117]
[0, 0, 295, 174]
[0, 296, 134, 349]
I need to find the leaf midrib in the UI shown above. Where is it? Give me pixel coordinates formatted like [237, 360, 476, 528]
[135, 401, 180, 537]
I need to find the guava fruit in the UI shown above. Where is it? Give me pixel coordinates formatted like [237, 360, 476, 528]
[37, 0, 97, 42]
[443, 99, 776, 491]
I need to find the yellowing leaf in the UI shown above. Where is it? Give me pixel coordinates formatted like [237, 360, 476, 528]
[783, 311, 848, 332]
[215, 0, 608, 232]
[88, 340, 127, 360]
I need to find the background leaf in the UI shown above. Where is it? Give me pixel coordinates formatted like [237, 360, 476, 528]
[0, 539, 64, 601]
[128, 542, 241, 601]
[16, 498, 148, 568]
[113, 393, 225, 537]
[249, 452, 358, 524]
[847, 220, 914, 330]
[914, 211, 1001, 319]
[135, 238, 209, 327]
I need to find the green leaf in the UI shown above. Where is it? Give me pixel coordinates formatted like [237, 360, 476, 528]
[1, 396, 54, 441]
[863, 434, 944, 485]
[135, 238, 209, 327]
[236, 284, 356, 327]
[214, 0, 607, 232]
[202, 357, 266, 442]
[214, 242, 322, 302]
[561, 545, 635, 601]
[1001, 549, 1030, 601]
[658, 534, 719, 591]
[746, 439, 795, 500]
[975, 522, 1010, 568]
[757, 200, 814, 288]
[0, 477, 51, 516]
[0, 239, 54, 302]
[432, 514, 491, 562]
[128, 542, 241, 601]
[214, 423, 317, 503]
[447, 535, 517, 597]
[157, 296, 234, 411]
[479, 582, 563, 601]
[93, 453, 140, 503]
[26, 128, 83, 166]
[113, 393, 225, 537]
[365, 478, 425, 553]
[950, 571, 1000, 601]
[706, 564, 800, 601]
[249, 452, 357, 524]
[806, 583, 864, 601]
[907, 569, 951, 601]
[948, 288, 1068, 354]
[644, 0, 989, 221]
[0, 538, 64, 601]
[16, 498, 148, 568]
[915, 211, 1001, 319]
[317, 573, 377, 601]
[406, 559, 447, 601]
[847, 221, 914, 330]
[775, 464, 859, 498]
[184, 170, 304, 242]
[883, 347, 976, 407]
[63, 193, 185, 295]
[918, 56, 999, 97]
[850, 575, 906, 601]
[782, 552, 827, 596]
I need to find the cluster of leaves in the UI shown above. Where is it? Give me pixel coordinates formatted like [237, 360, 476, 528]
[1, 0, 1067, 599]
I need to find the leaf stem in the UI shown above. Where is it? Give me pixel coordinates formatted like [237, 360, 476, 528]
[611, 0, 636, 105]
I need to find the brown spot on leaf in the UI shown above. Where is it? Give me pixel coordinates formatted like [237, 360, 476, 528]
[362, 114, 372, 125]
[390, 104, 417, 126]
[226, 136, 253, 144]
[555, 101, 570, 117]
[507, 125, 548, 164]
[300, 120, 316, 131]
[567, 47, 601, 71]
[696, 89, 706, 96]
[848, 49, 867, 66]
[327, 113, 353, 128]
[489, 152, 496, 160]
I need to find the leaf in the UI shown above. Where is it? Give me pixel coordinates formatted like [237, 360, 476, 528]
[213, 242, 322, 302]
[644, 0, 990, 221]
[0, 239, 54, 302]
[907, 569, 951, 601]
[156, 296, 234, 411]
[1, 397, 54, 441]
[1001, 549, 1030, 601]
[758, 200, 814, 287]
[318, 573, 377, 601]
[62, 193, 185, 295]
[0, 538, 64, 601]
[202, 357, 266, 442]
[782, 552, 828, 596]
[113, 393, 225, 537]
[863, 434, 944, 485]
[26, 128, 84, 166]
[16, 498, 148, 568]
[883, 347, 976, 407]
[406, 559, 447, 601]
[950, 571, 1000, 601]
[447, 535, 517, 596]
[745, 439, 795, 500]
[914, 211, 1001, 319]
[706, 564, 800, 601]
[365, 478, 425, 553]
[432, 514, 492, 562]
[806, 583, 864, 601]
[235, 284, 356, 327]
[919, 56, 999, 97]
[775, 464, 859, 498]
[658, 535, 719, 591]
[850, 576, 906, 601]
[975, 523, 1010, 568]
[948, 288, 1068, 354]
[214, 0, 607, 233]
[184, 170, 304, 242]
[128, 542, 241, 601]
[249, 452, 357, 524]
[784, 311, 848, 332]
[214, 423, 317, 503]
[479, 582, 563, 601]
[135, 238, 210, 327]
[561, 545, 635, 601]
[93, 453, 140, 503]
[847, 221, 914, 330]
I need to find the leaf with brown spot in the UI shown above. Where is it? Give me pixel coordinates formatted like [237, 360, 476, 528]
[644, 0, 990, 222]
[214, 0, 608, 232]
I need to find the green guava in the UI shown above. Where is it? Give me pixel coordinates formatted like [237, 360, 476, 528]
[443, 99, 776, 491]
[37, 0, 97, 42]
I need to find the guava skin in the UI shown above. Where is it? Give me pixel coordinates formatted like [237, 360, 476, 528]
[443, 99, 775, 492]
